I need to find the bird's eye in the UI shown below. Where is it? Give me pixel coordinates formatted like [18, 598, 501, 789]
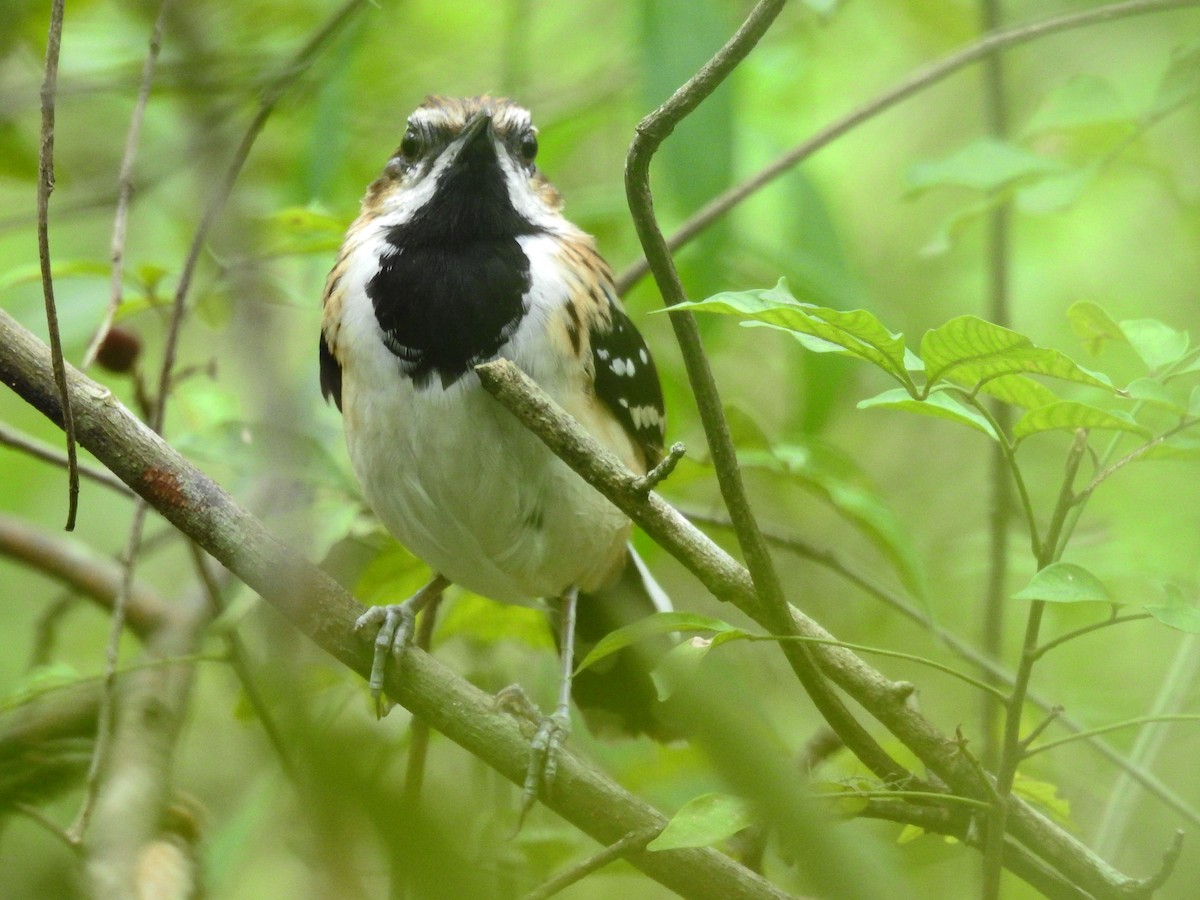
[519, 130, 538, 165]
[399, 129, 423, 163]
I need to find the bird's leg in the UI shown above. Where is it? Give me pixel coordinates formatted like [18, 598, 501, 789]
[354, 574, 449, 717]
[520, 587, 578, 821]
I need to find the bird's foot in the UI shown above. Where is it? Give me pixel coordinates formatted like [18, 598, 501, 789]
[355, 577, 445, 718]
[496, 684, 572, 827]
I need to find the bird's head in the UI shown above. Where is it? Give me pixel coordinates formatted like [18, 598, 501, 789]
[361, 95, 568, 242]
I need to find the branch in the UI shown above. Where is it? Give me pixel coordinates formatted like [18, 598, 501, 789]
[0, 513, 169, 639]
[37, 0, 78, 529]
[613, 0, 1200, 295]
[624, 0, 910, 789]
[0, 311, 790, 900]
[471, 357, 1158, 898]
[0, 422, 134, 497]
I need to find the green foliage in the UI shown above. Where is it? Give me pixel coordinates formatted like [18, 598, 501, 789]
[1011, 563, 1112, 605]
[647, 791, 754, 851]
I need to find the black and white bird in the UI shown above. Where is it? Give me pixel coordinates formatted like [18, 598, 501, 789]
[319, 95, 673, 799]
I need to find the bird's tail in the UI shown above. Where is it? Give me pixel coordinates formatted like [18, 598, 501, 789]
[560, 544, 679, 741]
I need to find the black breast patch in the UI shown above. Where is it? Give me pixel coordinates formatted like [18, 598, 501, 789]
[367, 237, 530, 389]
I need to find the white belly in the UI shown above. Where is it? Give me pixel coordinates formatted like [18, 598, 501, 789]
[341, 350, 631, 606]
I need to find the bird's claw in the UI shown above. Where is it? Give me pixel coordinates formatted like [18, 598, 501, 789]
[518, 709, 571, 826]
[355, 602, 418, 718]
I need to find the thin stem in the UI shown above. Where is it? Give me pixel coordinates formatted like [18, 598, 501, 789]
[614, 0, 1200, 295]
[747, 633, 1008, 701]
[978, 0, 1014, 775]
[36, 0, 79, 530]
[1032, 612, 1151, 661]
[0, 422, 134, 497]
[982, 430, 1090, 899]
[188, 542, 299, 783]
[524, 828, 659, 900]
[830, 789, 991, 812]
[83, 0, 174, 370]
[962, 395, 1041, 553]
[67, 500, 151, 842]
[1026, 715, 1200, 760]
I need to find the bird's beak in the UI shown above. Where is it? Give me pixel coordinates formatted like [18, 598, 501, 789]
[457, 112, 494, 154]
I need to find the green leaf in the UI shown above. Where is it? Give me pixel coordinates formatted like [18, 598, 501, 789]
[1153, 42, 1200, 112]
[1013, 402, 1151, 441]
[436, 592, 555, 649]
[1119, 319, 1190, 373]
[740, 442, 926, 594]
[0, 258, 110, 292]
[1141, 433, 1200, 461]
[651, 632, 751, 701]
[1013, 774, 1073, 827]
[1024, 75, 1131, 136]
[976, 374, 1061, 410]
[1144, 584, 1200, 634]
[647, 793, 754, 851]
[921, 316, 1114, 392]
[1068, 302, 1126, 355]
[858, 388, 998, 440]
[1017, 165, 1098, 215]
[677, 279, 910, 383]
[574, 611, 737, 674]
[907, 138, 1065, 195]
[897, 824, 925, 845]
[1012, 563, 1111, 605]
[1125, 378, 1185, 413]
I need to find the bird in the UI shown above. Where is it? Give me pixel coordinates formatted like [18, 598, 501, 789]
[318, 95, 673, 805]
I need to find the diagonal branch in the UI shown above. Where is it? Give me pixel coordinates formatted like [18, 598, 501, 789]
[0, 309, 790, 900]
[471, 357, 1161, 900]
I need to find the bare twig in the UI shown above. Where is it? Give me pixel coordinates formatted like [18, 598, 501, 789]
[0, 513, 169, 639]
[83, 0, 175, 370]
[0, 422, 134, 497]
[188, 542, 299, 783]
[978, 0, 1015, 772]
[524, 828, 660, 900]
[36, 0, 79, 530]
[69, 500, 152, 842]
[150, 0, 366, 435]
[613, 0, 1200, 295]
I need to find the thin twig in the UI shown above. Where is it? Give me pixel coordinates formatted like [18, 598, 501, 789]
[83, 0, 174, 370]
[149, 0, 366, 434]
[0, 422, 134, 497]
[983, 429, 1090, 899]
[13, 803, 80, 852]
[1032, 613, 1151, 661]
[524, 828, 660, 900]
[692, 509, 1200, 829]
[68, 501, 151, 842]
[978, 0, 1014, 773]
[625, 0, 911, 788]
[36, 0, 79, 530]
[614, 0, 1200, 295]
[1025, 715, 1200, 760]
[188, 542, 299, 783]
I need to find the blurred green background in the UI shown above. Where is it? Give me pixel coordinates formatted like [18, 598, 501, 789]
[1, 0, 1198, 897]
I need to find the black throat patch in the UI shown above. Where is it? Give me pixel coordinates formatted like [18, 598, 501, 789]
[367, 131, 540, 389]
